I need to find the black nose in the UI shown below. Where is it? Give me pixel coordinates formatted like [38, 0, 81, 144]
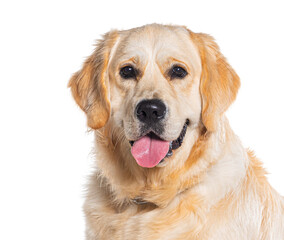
[135, 99, 166, 124]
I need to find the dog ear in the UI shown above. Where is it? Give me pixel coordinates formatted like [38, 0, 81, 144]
[68, 31, 119, 129]
[190, 32, 240, 132]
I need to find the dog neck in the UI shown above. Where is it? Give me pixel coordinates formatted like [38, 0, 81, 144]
[94, 118, 248, 209]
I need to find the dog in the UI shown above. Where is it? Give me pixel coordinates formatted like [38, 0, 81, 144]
[69, 24, 284, 239]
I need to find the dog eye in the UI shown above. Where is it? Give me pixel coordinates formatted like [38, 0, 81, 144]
[120, 66, 137, 79]
[169, 66, 188, 79]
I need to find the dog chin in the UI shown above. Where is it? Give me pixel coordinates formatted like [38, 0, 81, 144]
[128, 119, 190, 168]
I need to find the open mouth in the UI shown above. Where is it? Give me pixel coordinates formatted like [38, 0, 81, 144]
[129, 119, 190, 168]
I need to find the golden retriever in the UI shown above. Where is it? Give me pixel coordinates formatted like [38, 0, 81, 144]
[69, 24, 284, 239]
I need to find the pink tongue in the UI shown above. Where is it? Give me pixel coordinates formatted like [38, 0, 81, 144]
[131, 135, 170, 168]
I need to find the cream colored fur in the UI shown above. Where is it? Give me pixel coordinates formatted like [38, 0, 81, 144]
[69, 24, 284, 240]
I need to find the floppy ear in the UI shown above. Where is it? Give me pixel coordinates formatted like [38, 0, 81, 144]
[68, 31, 119, 129]
[190, 32, 240, 132]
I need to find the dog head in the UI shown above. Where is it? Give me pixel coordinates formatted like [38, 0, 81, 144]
[69, 24, 240, 169]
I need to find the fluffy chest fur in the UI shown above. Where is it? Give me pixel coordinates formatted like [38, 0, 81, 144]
[83, 120, 284, 240]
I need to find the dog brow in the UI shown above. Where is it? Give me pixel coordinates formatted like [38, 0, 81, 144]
[119, 56, 139, 66]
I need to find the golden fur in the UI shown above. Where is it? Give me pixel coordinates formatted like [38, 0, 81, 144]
[69, 24, 284, 239]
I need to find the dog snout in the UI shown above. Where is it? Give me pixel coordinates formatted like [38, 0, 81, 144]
[135, 99, 166, 125]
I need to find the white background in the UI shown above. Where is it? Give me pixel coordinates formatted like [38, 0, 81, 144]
[0, 0, 283, 239]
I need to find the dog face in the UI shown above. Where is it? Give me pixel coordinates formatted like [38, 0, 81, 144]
[109, 26, 203, 168]
[69, 24, 240, 169]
